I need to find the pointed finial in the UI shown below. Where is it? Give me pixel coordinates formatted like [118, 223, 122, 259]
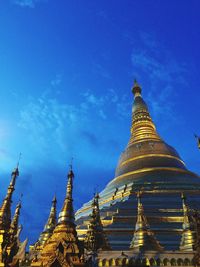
[136, 191, 144, 209]
[136, 191, 142, 201]
[69, 157, 73, 170]
[52, 195, 57, 204]
[11, 153, 21, 177]
[94, 185, 99, 195]
[92, 190, 99, 207]
[19, 193, 23, 204]
[17, 200, 22, 209]
[35, 194, 57, 247]
[132, 79, 142, 97]
[58, 162, 75, 224]
[181, 193, 187, 208]
[68, 158, 74, 178]
[93, 189, 96, 200]
[17, 153, 22, 168]
[95, 192, 99, 201]
[181, 192, 186, 200]
[136, 191, 141, 198]
[15, 194, 22, 211]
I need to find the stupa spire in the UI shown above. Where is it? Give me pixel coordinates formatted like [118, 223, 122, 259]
[58, 164, 75, 225]
[0, 165, 19, 231]
[32, 163, 84, 267]
[130, 192, 163, 251]
[9, 201, 21, 241]
[84, 193, 110, 252]
[132, 79, 142, 98]
[43, 195, 57, 232]
[34, 196, 57, 250]
[8, 201, 22, 265]
[128, 79, 161, 146]
[180, 193, 196, 251]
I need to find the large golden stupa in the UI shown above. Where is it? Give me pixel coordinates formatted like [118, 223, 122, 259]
[76, 80, 200, 251]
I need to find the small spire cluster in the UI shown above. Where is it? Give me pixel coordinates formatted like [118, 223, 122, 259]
[84, 193, 110, 252]
[30, 163, 111, 266]
[31, 163, 84, 267]
[0, 160, 27, 266]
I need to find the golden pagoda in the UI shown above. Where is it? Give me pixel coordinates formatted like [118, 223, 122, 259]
[130, 192, 163, 252]
[179, 193, 196, 252]
[31, 165, 85, 267]
[31, 196, 57, 254]
[75, 80, 200, 266]
[9, 201, 22, 261]
[1, 79, 200, 267]
[84, 193, 110, 252]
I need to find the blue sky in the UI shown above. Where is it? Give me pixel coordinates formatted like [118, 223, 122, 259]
[0, 0, 200, 244]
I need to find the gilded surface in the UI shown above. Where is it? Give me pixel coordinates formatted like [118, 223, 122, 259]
[0, 80, 200, 266]
[31, 167, 84, 267]
[130, 192, 163, 251]
[84, 193, 110, 252]
[32, 196, 57, 253]
[76, 81, 200, 252]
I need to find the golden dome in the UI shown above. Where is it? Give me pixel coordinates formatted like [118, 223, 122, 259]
[103, 80, 199, 191]
[76, 80, 200, 251]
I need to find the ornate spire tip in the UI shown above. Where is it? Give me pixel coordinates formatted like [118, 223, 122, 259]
[52, 195, 57, 203]
[68, 158, 74, 178]
[181, 192, 186, 201]
[132, 79, 142, 96]
[17, 152, 22, 168]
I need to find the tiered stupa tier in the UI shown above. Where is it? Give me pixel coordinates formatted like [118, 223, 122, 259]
[76, 81, 200, 251]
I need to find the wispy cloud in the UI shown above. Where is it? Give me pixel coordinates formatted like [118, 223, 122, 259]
[12, 0, 47, 8]
[50, 74, 62, 87]
[131, 32, 187, 126]
[92, 62, 111, 79]
[18, 86, 130, 168]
